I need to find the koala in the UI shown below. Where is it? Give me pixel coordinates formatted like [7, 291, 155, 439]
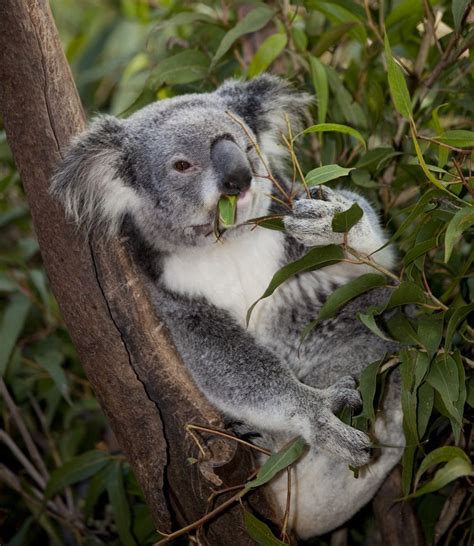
[51, 75, 404, 538]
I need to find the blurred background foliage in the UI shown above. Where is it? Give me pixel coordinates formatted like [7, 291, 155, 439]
[0, 0, 473, 545]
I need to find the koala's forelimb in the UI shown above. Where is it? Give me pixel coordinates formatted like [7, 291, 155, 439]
[154, 288, 372, 467]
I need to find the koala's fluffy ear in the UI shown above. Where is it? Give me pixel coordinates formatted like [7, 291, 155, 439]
[216, 74, 312, 163]
[50, 115, 141, 236]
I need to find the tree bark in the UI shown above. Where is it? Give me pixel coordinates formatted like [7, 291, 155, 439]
[0, 1, 275, 543]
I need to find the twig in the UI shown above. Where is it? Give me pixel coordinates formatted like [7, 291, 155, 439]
[280, 468, 292, 541]
[186, 423, 271, 456]
[155, 488, 247, 544]
[417, 135, 472, 154]
[0, 429, 46, 489]
[0, 378, 49, 481]
[453, 158, 474, 197]
[226, 110, 291, 203]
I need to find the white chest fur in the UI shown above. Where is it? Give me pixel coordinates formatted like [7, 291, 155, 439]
[162, 228, 284, 325]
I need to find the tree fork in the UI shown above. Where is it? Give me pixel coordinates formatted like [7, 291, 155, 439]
[0, 1, 274, 543]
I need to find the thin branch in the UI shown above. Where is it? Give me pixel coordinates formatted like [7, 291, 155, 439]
[186, 423, 272, 456]
[0, 430, 46, 489]
[0, 378, 49, 481]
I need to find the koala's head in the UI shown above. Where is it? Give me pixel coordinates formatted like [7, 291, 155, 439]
[51, 75, 311, 251]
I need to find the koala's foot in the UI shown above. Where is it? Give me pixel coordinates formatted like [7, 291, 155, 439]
[326, 375, 363, 413]
[300, 377, 371, 467]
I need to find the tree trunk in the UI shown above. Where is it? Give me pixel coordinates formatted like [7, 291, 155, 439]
[0, 1, 275, 543]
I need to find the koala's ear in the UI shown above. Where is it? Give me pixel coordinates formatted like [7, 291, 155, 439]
[50, 115, 141, 236]
[216, 74, 312, 161]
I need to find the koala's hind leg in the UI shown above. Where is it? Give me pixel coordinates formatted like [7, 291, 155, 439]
[267, 403, 404, 538]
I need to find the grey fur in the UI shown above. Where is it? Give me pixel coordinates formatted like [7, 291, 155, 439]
[51, 75, 403, 537]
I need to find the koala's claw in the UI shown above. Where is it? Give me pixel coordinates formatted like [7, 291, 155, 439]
[314, 412, 372, 467]
[325, 375, 363, 413]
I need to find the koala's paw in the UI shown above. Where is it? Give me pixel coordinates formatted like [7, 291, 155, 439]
[325, 375, 363, 413]
[314, 411, 372, 467]
[283, 188, 352, 246]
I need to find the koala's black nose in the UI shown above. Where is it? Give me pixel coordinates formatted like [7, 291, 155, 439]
[211, 137, 252, 195]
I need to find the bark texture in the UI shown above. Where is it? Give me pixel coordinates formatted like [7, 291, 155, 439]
[0, 1, 274, 542]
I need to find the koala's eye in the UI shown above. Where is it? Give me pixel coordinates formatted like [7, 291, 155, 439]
[174, 160, 192, 172]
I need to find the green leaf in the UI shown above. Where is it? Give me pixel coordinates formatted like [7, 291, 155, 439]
[386, 313, 423, 346]
[331, 203, 364, 232]
[243, 437, 306, 492]
[387, 281, 427, 308]
[426, 355, 462, 428]
[390, 189, 445, 242]
[243, 509, 287, 546]
[218, 194, 237, 227]
[0, 293, 31, 376]
[438, 129, 474, 148]
[384, 34, 412, 119]
[407, 457, 472, 498]
[403, 238, 438, 267]
[444, 207, 474, 262]
[309, 56, 329, 124]
[247, 34, 287, 77]
[415, 446, 471, 488]
[445, 303, 474, 349]
[36, 350, 72, 405]
[358, 359, 383, 423]
[355, 147, 397, 172]
[107, 462, 137, 546]
[248, 216, 285, 231]
[45, 450, 110, 499]
[211, 7, 275, 68]
[305, 164, 354, 186]
[417, 382, 434, 439]
[246, 245, 344, 324]
[452, 0, 470, 32]
[326, 66, 367, 128]
[152, 50, 209, 87]
[318, 273, 386, 322]
[358, 310, 393, 342]
[302, 123, 366, 149]
[313, 22, 357, 56]
[417, 317, 443, 360]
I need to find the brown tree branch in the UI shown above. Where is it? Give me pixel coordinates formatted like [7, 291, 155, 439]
[0, 1, 275, 542]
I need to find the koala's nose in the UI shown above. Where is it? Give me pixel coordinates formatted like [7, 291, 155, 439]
[211, 137, 252, 195]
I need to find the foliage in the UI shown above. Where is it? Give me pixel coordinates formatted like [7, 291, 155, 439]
[1, 0, 473, 545]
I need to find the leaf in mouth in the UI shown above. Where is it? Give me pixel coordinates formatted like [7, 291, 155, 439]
[218, 194, 238, 228]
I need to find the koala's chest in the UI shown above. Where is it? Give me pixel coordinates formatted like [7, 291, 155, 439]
[161, 229, 285, 325]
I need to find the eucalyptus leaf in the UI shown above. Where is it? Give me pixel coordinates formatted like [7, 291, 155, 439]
[211, 6, 275, 67]
[247, 34, 287, 77]
[302, 123, 366, 149]
[107, 461, 137, 546]
[45, 450, 110, 499]
[246, 245, 344, 324]
[305, 164, 354, 186]
[407, 457, 473, 499]
[445, 303, 474, 349]
[218, 194, 237, 227]
[331, 203, 364, 233]
[243, 437, 306, 492]
[384, 34, 412, 119]
[444, 207, 474, 262]
[243, 509, 287, 546]
[452, 0, 470, 32]
[318, 273, 386, 322]
[0, 293, 31, 376]
[309, 56, 328, 124]
[437, 129, 474, 148]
